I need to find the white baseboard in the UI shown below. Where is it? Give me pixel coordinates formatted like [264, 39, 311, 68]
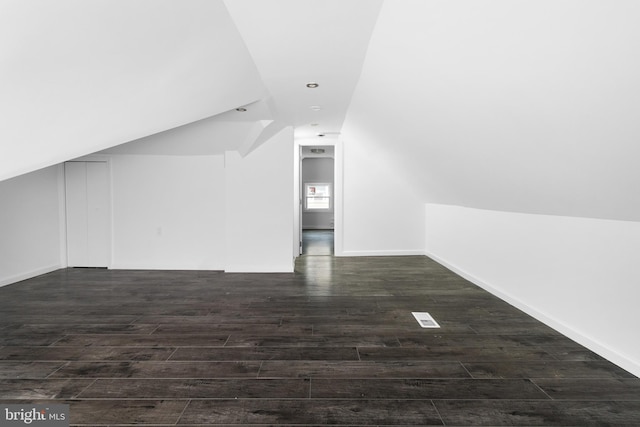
[337, 249, 426, 257]
[110, 264, 225, 271]
[224, 264, 295, 273]
[0, 264, 62, 288]
[426, 251, 640, 378]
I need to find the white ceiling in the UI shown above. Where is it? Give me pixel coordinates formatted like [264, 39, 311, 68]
[90, 0, 383, 157]
[342, 0, 640, 221]
[0, 0, 264, 180]
[3, 0, 640, 222]
[0, 0, 383, 170]
[223, 0, 383, 140]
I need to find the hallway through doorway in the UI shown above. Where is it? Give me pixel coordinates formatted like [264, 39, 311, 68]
[302, 230, 334, 255]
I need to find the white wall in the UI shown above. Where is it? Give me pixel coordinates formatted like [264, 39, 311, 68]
[425, 203, 640, 377]
[0, 166, 63, 287]
[225, 127, 294, 272]
[66, 126, 295, 273]
[339, 125, 425, 256]
[111, 155, 226, 270]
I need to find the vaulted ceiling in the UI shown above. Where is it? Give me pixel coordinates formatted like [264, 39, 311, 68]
[0, 0, 382, 179]
[0, 0, 262, 180]
[2, 0, 639, 221]
[342, 0, 640, 221]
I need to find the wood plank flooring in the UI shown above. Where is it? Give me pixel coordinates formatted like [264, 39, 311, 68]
[1, 255, 639, 425]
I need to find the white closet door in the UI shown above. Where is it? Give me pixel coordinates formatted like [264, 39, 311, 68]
[65, 161, 110, 267]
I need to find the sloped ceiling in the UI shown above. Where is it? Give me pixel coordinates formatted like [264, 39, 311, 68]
[342, 0, 640, 221]
[1, 0, 383, 178]
[99, 99, 274, 156]
[4, 0, 639, 223]
[0, 0, 265, 181]
[224, 0, 383, 140]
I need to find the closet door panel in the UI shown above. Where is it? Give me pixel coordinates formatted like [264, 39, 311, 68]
[86, 161, 109, 267]
[65, 161, 109, 267]
[65, 162, 90, 267]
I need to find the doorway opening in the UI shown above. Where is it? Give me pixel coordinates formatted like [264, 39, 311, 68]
[297, 144, 336, 257]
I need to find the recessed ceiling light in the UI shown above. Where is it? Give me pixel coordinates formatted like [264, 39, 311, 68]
[310, 106, 322, 111]
[236, 107, 247, 112]
[306, 82, 319, 88]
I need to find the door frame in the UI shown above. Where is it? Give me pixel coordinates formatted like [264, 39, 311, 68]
[294, 138, 343, 259]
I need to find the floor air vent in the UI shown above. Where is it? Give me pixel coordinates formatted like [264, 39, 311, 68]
[412, 312, 440, 328]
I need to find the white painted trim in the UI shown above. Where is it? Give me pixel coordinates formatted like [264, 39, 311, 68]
[333, 139, 344, 257]
[293, 144, 301, 258]
[110, 264, 224, 272]
[224, 264, 295, 273]
[295, 138, 343, 258]
[340, 249, 426, 257]
[106, 156, 115, 270]
[425, 250, 640, 378]
[0, 264, 62, 288]
[57, 164, 68, 268]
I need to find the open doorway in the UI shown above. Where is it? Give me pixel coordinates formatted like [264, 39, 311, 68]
[300, 145, 335, 256]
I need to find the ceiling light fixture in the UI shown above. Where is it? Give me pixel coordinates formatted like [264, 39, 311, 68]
[306, 82, 319, 88]
[310, 106, 322, 111]
[236, 107, 247, 112]
[310, 123, 319, 127]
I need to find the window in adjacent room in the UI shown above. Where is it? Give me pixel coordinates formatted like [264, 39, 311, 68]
[304, 183, 331, 210]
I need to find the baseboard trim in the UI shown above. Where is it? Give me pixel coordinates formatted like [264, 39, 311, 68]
[338, 249, 426, 257]
[425, 251, 640, 378]
[110, 264, 225, 271]
[0, 264, 62, 288]
[224, 265, 295, 273]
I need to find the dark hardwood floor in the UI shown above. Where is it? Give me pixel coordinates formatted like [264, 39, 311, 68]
[1, 254, 639, 425]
